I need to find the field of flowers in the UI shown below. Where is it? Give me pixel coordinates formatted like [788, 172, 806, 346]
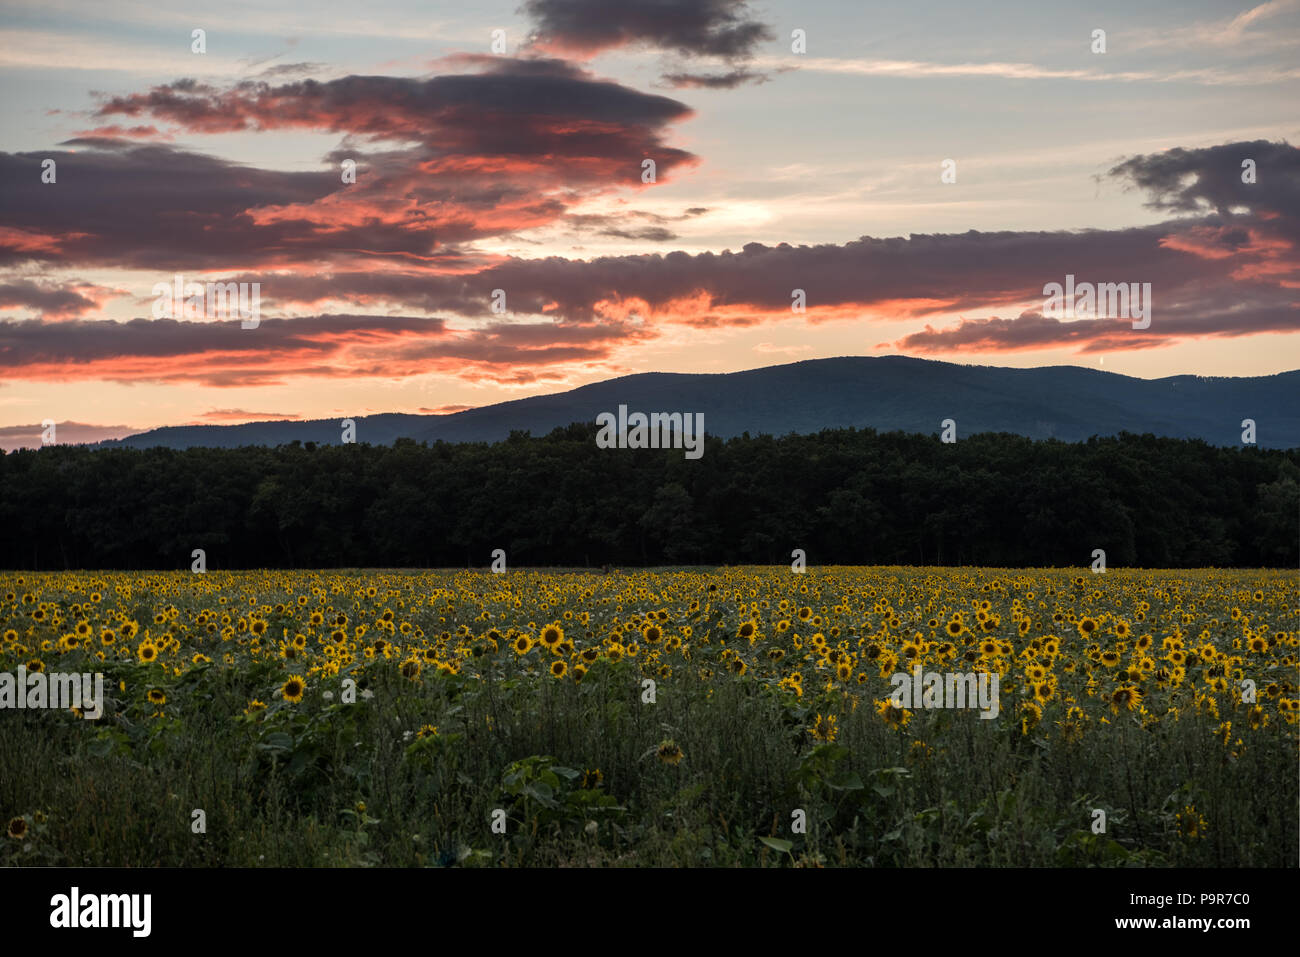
[1, 566, 1295, 867]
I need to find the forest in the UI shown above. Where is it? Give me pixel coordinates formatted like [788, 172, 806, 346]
[1, 425, 1296, 570]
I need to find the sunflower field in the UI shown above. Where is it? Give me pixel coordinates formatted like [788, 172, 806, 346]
[1, 567, 1295, 867]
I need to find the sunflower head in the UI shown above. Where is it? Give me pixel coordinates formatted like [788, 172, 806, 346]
[655, 739, 684, 765]
[281, 676, 306, 703]
[809, 713, 838, 742]
[1110, 685, 1142, 712]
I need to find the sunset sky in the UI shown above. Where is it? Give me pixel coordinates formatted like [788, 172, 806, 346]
[1, 0, 1298, 447]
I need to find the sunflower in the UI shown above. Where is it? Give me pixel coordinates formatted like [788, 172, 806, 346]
[147, 688, 166, 705]
[1020, 700, 1043, 734]
[876, 698, 911, 728]
[539, 623, 564, 649]
[642, 624, 662, 644]
[550, 660, 568, 679]
[137, 641, 158, 663]
[809, 713, 838, 742]
[581, 768, 603, 789]
[1077, 617, 1098, 638]
[281, 676, 306, 703]
[416, 724, 439, 739]
[513, 634, 534, 655]
[655, 740, 684, 765]
[1110, 685, 1142, 713]
[6, 817, 26, 840]
[1176, 805, 1207, 839]
[736, 620, 757, 640]
[400, 658, 421, 680]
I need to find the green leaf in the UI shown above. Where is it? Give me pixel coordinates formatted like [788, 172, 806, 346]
[258, 731, 293, 751]
[759, 837, 793, 853]
[828, 771, 864, 791]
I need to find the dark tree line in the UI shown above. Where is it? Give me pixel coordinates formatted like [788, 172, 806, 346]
[1, 425, 1296, 570]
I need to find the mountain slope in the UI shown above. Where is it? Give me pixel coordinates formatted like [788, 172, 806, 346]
[99, 356, 1300, 450]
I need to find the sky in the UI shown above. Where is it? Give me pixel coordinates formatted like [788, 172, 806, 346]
[1, 0, 1298, 448]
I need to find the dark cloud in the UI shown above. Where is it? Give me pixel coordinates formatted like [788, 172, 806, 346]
[4, 129, 1296, 382]
[895, 286, 1300, 354]
[597, 225, 677, 241]
[429, 226, 1218, 321]
[253, 62, 331, 79]
[208, 215, 1291, 340]
[0, 143, 340, 269]
[0, 60, 698, 269]
[0, 279, 116, 319]
[0, 312, 652, 387]
[1109, 138, 1300, 240]
[1109, 139, 1298, 215]
[522, 0, 773, 58]
[95, 58, 694, 148]
[522, 0, 776, 88]
[660, 68, 769, 89]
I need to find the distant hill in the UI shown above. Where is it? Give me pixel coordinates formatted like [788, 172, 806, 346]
[97, 356, 1300, 450]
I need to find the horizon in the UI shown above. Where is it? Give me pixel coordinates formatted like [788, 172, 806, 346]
[2, 0, 1298, 444]
[3, 352, 1295, 451]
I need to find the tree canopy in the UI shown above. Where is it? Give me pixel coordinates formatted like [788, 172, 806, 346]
[2, 425, 1295, 570]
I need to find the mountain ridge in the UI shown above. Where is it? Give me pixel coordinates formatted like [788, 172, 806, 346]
[93, 355, 1300, 450]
